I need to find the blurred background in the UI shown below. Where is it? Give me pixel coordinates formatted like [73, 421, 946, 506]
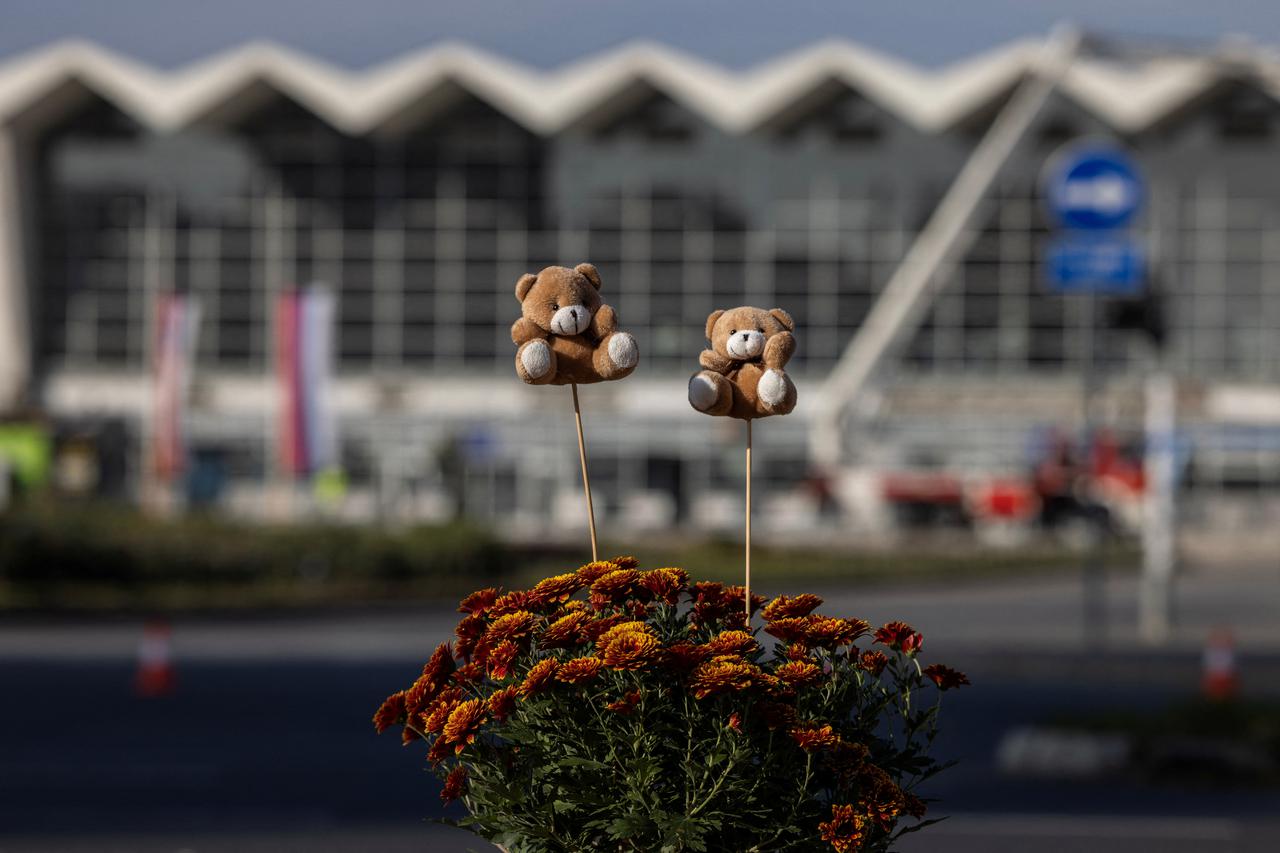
[1, 2, 1278, 851]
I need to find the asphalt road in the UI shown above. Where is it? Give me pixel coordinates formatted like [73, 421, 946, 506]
[3, 568, 1279, 852]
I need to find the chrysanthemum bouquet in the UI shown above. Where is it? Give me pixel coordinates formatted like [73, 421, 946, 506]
[373, 557, 968, 852]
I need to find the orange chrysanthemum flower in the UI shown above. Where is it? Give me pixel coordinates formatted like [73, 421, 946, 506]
[703, 630, 757, 656]
[785, 643, 812, 661]
[724, 585, 767, 616]
[922, 664, 970, 690]
[593, 620, 650, 651]
[858, 650, 889, 676]
[442, 698, 486, 753]
[805, 616, 870, 649]
[555, 656, 604, 684]
[775, 660, 823, 687]
[487, 685, 519, 721]
[517, 658, 559, 699]
[582, 613, 630, 644]
[605, 689, 642, 715]
[726, 711, 743, 732]
[602, 631, 660, 670]
[540, 610, 591, 649]
[609, 555, 640, 569]
[688, 656, 759, 699]
[858, 764, 905, 830]
[422, 688, 464, 734]
[874, 620, 923, 654]
[457, 587, 500, 616]
[484, 611, 537, 645]
[422, 642, 457, 684]
[575, 560, 621, 584]
[764, 617, 810, 643]
[819, 804, 869, 853]
[440, 765, 467, 803]
[452, 661, 484, 684]
[404, 672, 439, 718]
[372, 691, 406, 733]
[762, 593, 824, 621]
[528, 573, 582, 607]
[489, 590, 533, 617]
[589, 569, 641, 608]
[486, 640, 519, 680]
[401, 725, 420, 745]
[639, 567, 688, 604]
[790, 723, 840, 751]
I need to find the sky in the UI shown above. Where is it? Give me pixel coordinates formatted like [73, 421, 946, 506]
[1, 0, 1277, 71]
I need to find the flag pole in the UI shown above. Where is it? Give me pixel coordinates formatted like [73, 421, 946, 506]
[571, 383, 599, 561]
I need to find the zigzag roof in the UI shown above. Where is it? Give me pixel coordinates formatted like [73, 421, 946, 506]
[0, 36, 1273, 136]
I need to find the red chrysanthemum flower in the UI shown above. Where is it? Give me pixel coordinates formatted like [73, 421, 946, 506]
[575, 560, 621, 584]
[758, 700, 797, 731]
[483, 611, 537, 645]
[426, 735, 452, 766]
[858, 650, 889, 677]
[726, 711, 743, 732]
[602, 631, 660, 670]
[922, 663, 970, 690]
[858, 764, 905, 830]
[582, 613, 629, 643]
[452, 661, 484, 684]
[372, 690, 406, 733]
[819, 803, 869, 853]
[453, 615, 487, 658]
[440, 765, 467, 803]
[540, 610, 591, 649]
[404, 672, 439, 719]
[785, 643, 812, 661]
[903, 792, 928, 819]
[486, 640, 519, 680]
[421, 642, 457, 684]
[661, 641, 708, 673]
[874, 620, 923, 655]
[555, 656, 604, 684]
[790, 723, 840, 751]
[457, 587, 500, 616]
[702, 630, 757, 656]
[527, 573, 582, 608]
[487, 685, 519, 721]
[517, 658, 559, 699]
[775, 659, 823, 687]
[761, 593, 824, 621]
[605, 689, 642, 715]
[609, 555, 640, 569]
[442, 699, 486, 754]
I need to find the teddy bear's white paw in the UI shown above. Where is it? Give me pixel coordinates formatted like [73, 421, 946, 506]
[520, 340, 552, 379]
[758, 369, 790, 407]
[608, 332, 638, 369]
[688, 374, 719, 411]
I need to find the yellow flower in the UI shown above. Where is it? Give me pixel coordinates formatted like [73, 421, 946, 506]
[517, 658, 559, 699]
[819, 804, 869, 852]
[555, 656, 604, 684]
[602, 631, 660, 670]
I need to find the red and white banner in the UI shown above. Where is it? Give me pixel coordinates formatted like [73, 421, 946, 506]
[151, 293, 201, 483]
[276, 286, 338, 477]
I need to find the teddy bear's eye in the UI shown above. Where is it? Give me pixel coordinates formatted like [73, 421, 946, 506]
[729, 329, 737, 335]
[551, 302, 559, 310]
[757, 327, 763, 333]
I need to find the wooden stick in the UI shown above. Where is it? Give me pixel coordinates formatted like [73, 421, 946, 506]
[745, 419, 752, 623]
[571, 383, 599, 562]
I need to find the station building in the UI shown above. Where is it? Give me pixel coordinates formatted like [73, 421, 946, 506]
[1, 37, 1278, 541]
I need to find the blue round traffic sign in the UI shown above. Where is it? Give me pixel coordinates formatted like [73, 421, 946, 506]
[1042, 143, 1144, 231]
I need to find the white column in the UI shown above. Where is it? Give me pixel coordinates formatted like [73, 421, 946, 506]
[1140, 371, 1178, 644]
[0, 126, 31, 411]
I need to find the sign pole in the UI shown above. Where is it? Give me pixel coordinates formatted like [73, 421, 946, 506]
[1080, 290, 1107, 648]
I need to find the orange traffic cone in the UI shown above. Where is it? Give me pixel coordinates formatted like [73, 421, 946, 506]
[1201, 627, 1238, 701]
[135, 620, 176, 697]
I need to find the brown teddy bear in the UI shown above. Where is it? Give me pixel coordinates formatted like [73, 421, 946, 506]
[511, 263, 639, 385]
[688, 306, 797, 419]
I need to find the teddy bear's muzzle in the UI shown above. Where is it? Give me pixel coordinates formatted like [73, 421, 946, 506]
[551, 304, 591, 336]
[727, 330, 765, 360]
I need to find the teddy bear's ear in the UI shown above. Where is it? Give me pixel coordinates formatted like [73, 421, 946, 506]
[575, 263, 603, 290]
[704, 309, 726, 341]
[769, 308, 795, 332]
[515, 273, 538, 302]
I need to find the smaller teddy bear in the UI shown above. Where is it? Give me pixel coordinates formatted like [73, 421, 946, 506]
[688, 306, 797, 419]
[511, 263, 639, 386]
